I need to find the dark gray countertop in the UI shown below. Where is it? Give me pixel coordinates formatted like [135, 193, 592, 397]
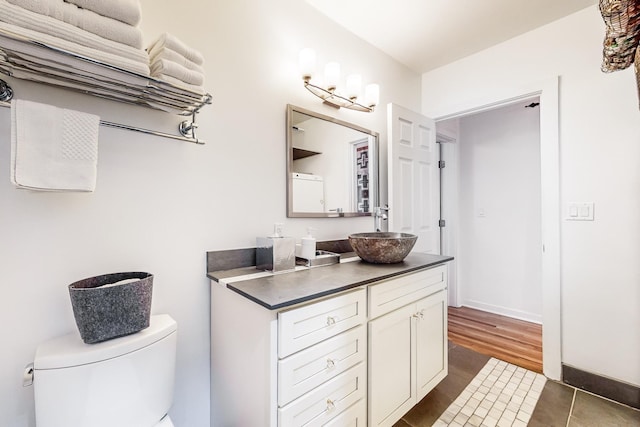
[208, 253, 453, 310]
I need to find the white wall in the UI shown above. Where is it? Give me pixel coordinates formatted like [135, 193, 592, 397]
[0, 1, 421, 426]
[422, 6, 640, 386]
[457, 101, 542, 322]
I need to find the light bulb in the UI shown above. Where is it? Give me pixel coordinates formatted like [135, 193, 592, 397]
[299, 48, 316, 81]
[324, 62, 340, 91]
[365, 83, 380, 107]
[346, 74, 362, 100]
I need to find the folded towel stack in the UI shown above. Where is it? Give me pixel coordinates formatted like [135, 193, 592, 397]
[147, 33, 206, 94]
[0, 0, 148, 75]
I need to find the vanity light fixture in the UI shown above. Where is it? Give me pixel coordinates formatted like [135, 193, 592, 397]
[299, 48, 379, 112]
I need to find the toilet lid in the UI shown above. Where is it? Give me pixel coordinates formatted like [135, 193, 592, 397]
[154, 415, 174, 427]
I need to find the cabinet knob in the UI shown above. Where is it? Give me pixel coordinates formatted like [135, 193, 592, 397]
[326, 316, 336, 326]
[326, 358, 336, 369]
[413, 310, 424, 320]
[326, 398, 336, 412]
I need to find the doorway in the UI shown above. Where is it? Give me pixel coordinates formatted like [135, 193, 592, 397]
[439, 98, 542, 322]
[437, 99, 544, 372]
[429, 77, 561, 380]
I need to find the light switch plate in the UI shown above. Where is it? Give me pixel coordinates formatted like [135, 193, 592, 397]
[566, 202, 594, 221]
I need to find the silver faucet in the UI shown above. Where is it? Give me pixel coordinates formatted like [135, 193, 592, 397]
[373, 205, 389, 232]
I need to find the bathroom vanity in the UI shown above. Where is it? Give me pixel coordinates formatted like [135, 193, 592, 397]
[208, 251, 452, 427]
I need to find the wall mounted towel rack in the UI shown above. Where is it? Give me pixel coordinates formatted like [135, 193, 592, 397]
[0, 27, 212, 144]
[0, 93, 206, 144]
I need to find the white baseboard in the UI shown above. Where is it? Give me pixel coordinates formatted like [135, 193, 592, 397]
[460, 299, 542, 324]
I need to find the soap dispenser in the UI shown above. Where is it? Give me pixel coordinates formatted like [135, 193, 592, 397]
[256, 223, 296, 272]
[300, 227, 316, 260]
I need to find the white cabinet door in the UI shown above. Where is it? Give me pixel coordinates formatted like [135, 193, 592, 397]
[368, 303, 416, 427]
[368, 279, 449, 427]
[415, 290, 448, 401]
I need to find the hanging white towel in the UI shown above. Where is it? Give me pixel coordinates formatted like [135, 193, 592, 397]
[11, 99, 100, 192]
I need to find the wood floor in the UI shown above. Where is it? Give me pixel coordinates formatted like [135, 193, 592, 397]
[448, 306, 543, 373]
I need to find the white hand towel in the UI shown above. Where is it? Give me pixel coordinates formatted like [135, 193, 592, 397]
[149, 46, 204, 74]
[147, 33, 205, 66]
[0, 1, 148, 65]
[150, 58, 205, 86]
[11, 99, 100, 192]
[64, 0, 141, 27]
[0, 22, 149, 75]
[6, 0, 143, 49]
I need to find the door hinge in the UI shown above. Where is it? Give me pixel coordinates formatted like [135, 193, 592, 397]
[439, 219, 446, 227]
[438, 160, 445, 168]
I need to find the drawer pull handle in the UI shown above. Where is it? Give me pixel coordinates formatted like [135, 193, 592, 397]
[326, 398, 336, 412]
[326, 358, 336, 369]
[326, 316, 336, 326]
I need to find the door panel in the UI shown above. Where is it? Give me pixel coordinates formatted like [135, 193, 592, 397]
[398, 157, 414, 229]
[415, 290, 448, 400]
[368, 304, 415, 427]
[387, 104, 439, 254]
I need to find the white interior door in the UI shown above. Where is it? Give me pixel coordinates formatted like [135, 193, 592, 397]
[387, 103, 440, 254]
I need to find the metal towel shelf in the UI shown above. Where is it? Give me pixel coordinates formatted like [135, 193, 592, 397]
[0, 28, 212, 144]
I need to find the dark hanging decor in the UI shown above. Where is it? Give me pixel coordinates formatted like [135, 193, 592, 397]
[598, 0, 640, 107]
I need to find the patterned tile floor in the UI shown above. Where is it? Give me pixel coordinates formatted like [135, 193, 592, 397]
[432, 358, 546, 427]
[394, 342, 640, 427]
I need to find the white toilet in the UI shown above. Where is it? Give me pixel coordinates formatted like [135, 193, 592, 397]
[32, 314, 177, 427]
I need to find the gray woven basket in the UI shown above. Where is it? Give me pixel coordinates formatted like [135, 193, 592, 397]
[68, 272, 153, 344]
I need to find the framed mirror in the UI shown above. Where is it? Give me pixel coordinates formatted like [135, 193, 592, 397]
[286, 104, 379, 218]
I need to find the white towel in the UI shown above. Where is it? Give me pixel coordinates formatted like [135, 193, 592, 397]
[149, 46, 204, 74]
[6, 0, 143, 49]
[0, 22, 149, 75]
[0, 1, 149, 66]
[152, 74, 205, 95]
[11, 99, 100, 192]
[147, 33, 205, 66]
[150, 58, 205, 86]
[64, 0, 141, 27]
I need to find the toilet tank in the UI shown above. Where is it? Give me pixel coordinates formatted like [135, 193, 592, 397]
[33, 314, 177, 427]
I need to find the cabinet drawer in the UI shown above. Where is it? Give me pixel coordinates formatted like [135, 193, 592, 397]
[279, 288, 366, 358]
[368, 265, 447, 319]
[278, 363, 366, 427]
[278, 325, 366, 407]
[323, 399, 366, 427]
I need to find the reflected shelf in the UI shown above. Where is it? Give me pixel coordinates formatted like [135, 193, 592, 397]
[292, 147, 321, 160]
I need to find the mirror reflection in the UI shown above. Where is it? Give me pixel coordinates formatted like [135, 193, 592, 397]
[287, 104, 379, 218]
